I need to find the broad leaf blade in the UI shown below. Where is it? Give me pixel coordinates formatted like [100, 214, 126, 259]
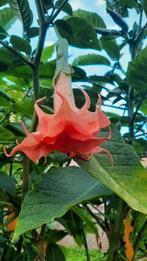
[55, 17, 100, 50]
[13, 166, 110, 240]
[73, 9, 106, 28]
[77, 131, 147, 215]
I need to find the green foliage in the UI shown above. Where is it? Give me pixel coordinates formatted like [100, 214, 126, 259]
[77, 131, 147, 215]
[127, 46, 147, 91]
[10, 35, 32, 55]
[9, 0, 33, 33]
[0, 1, 147, 261]
[0, 7, 16, 30]
[66, 247, 105, 261]
[55, 17, 100, 50]
[73, 54, 110, 66]
[73, 9, 106, 28]
[13, 166, 110, 240]
[46, 243, 66, 261]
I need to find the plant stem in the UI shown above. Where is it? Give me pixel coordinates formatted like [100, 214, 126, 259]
[22, 156, 30, 198]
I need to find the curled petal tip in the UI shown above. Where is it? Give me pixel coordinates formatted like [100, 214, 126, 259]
[35, 97, 46, 105]
[80, 89, 91, 111]
[3, 145, 11, 157]
[19, 120, 29, 136]
[102, 148, 114, 166]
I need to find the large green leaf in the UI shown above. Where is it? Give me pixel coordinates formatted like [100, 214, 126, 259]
[73, 54, 110, 66]
[13, 166, 111, 240]
[77, 131, 147, 215]
[55, 17, 100, 50]
[127, 47, 147, 92]
[9, 0, 33, 33]
[100, 36, 120, 60]
[0, 7, 16, 30]
[73, 9, 106, 28]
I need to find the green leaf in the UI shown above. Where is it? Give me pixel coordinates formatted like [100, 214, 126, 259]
[107, 8, 129, 32]
[0, 172, 16, 196]
[73, 54, 110, 66]
[44, 0, 54, 10]
[46, 243, 65, 261]
[77, 131, 147, 215]
[0, 47, 17, 64]
[0, 26, 8, 40]
[41, 45, 54, 63]
[127, 47, 147, 91]
[13, 166, 110, 239]
[27, 27, 39, 38]
[10, 35, 32, 55]
[9, 0, 33, 33]
[0, 7, 16, 30]
[142, 0, 147, 16]
[0, 0, 8, 6]
[73, 9, 106, 28]
[0, 127, 15, 142]
[55, 17, 100, 50]
[55, 1, 73, 16]
[100, 36, 120, 60]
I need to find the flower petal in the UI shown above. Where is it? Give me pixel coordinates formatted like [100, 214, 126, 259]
[4, 133, 51, 162]
[34, 98, 53, 134]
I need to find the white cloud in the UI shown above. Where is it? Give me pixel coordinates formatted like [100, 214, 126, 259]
[95, 0, 106, 7]
[69, 0, 87, 10]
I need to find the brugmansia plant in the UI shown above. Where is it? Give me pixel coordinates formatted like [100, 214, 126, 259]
[0, 1, 147, 261]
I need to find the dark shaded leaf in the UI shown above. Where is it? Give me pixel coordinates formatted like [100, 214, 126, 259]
[55, 17, 100, 50]
[142, 0, 147, 16]
[27, 27, 39, 38]
[46, 243, 65, 261]
[96, 28, 121, 37]
[10, 35, 32, 55]
[0, 26, 8, 40]
[107, 8, 129, 32]
[127, 46, 147, 91]
[100, 36, 120, 60]
[0, 172, 16, 196]
[0, 0, 8, 6]
[9, 0, 33, 33]
[55, 1, 72, 16]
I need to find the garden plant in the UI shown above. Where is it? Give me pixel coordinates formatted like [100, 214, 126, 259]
[0, 0, 147, 261]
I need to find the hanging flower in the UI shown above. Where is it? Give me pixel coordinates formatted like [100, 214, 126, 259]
[4, 72, 111, 162]
[4, 39, 111, 162]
